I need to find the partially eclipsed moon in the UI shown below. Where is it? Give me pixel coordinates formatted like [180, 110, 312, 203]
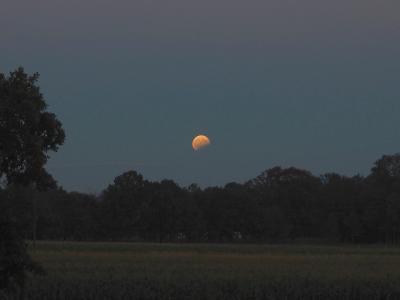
[192, 134, 211, 151]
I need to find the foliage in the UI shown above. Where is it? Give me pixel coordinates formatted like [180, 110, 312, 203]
[0, 67, 65, 298]
[0, 67, 65, 187]
[4, 153, 400, 245]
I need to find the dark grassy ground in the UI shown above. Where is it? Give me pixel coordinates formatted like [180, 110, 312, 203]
[3, 241, 400, 299]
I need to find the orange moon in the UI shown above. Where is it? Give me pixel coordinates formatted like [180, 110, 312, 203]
[192, 135, 211, 150]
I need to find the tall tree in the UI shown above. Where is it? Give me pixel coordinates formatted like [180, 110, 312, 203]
[248, 167, 321, 239]
[100, 171, 147, 239]
[0, 67, 64, 296]
[368, 154, 400, 243]
[320, 174, 365, 242]
[0, 67, 65, 246]
[0, 67, 65, 186]
[142, 180, 182, 242]
[370, 154, 400, 191]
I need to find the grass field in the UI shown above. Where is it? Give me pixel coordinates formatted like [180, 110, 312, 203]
[5, 242, 400, 299]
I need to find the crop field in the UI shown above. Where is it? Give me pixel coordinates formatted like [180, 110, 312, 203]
[5, 242, 400, 299]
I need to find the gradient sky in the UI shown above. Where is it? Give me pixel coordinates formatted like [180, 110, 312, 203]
[1, 0, 399, 192]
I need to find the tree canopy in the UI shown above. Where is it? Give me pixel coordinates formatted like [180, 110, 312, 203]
[0, 67, 65, 297]
[0, 67, 65, 188]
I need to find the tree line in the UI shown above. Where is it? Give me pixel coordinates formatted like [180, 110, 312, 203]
[2, 154, 400, 244]
[1, 67, 400, 247]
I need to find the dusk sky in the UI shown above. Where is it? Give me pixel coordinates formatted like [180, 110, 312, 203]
[1, 0, 399, 192]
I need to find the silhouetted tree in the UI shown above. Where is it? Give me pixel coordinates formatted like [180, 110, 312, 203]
[0, 67, 64, 297]
[141, 180, 183, 242]
[370, 154, 400, 188]
[248, 167, 321, 239]
[319, 174, 364, 242]
[366, 154, 400, 243]
[0, 67, 65, 186]
[100, 171, 147, 240]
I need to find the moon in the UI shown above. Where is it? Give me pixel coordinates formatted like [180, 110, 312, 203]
[192, 134, 211, 151]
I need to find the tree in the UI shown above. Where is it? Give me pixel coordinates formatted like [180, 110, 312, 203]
[142, 180, 183, 242]
[369, 154, 400, 194]
[0, 67, 65, 186]
[319, 174, 365, 242]
[367, 154, 400, 243]
[0, 67, 64, 297]
[248, 167, 321, 239]
[100, 171, 148, 239]
[0, 67, 65, 243]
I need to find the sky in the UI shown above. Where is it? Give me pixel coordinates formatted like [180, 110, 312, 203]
[1, 0, 399, 192]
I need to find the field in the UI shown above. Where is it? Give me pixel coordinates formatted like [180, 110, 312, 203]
[6, 242, 400, 299]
